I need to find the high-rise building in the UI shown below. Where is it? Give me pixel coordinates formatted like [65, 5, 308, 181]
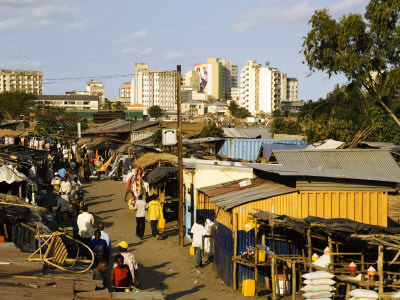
[119, 83, 131, 99]
[230, 87, 240, 101]
[0, 69, 43, 95]
[287, 78, 298, 101]
[131, 63, 177, 111]
[239, 60, 287, 115]
[220, 59, 238, 99]
[194, 58, 237, 100]
[183, 71, 200, 91]
[86, 80, 105, 106]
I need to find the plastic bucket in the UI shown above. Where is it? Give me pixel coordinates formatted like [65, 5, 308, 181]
[242, 279, 256, 297]
[190, 246, 196, 256]
[158, 218, 165, 233]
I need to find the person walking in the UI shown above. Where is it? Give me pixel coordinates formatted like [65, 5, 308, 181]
[51, 172, 62, 197]
[77, 205, 94, 245]
[148, 198, 163, 240]
[89, 229, 109, 268]
[190, 216, 207, 268]
[134, 195, 147, 240]
[70, 177, 83, 216]
[92, 223, 111, 248]
[115, 241, 139, 288]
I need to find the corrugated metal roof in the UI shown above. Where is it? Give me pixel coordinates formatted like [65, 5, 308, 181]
[243, 163, 400, 183]
[223, 128, 272, 139]
[209, 181, 297, 211]
[273, 149, 400, 179]
[82, 119, 159, 134]
[182, 137, 223, 144]
[217, 139, 307, 161]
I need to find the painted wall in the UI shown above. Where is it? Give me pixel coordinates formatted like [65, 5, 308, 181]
[183, 164, 254, 239]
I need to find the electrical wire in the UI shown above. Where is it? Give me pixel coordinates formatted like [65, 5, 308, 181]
[42, 73, 135, 85]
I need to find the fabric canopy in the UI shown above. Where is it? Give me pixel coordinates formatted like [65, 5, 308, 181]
[0, 165, 30, 184]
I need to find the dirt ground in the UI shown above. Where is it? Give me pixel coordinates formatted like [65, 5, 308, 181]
[83, 179, 250, 300]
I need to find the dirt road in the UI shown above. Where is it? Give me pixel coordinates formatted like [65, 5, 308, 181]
[83, 179, 248, 300]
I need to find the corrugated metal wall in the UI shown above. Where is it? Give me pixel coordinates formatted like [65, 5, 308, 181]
[196, 192, 216, 222]
[217, 139, 307, 161]
[232, 193, 299, 230]
[213, 222, 234, 286]
[296, 191, 388, 226]
[211, 190, 388, 289]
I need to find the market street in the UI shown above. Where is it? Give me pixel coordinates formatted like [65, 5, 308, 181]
[83, 179, 248, 300]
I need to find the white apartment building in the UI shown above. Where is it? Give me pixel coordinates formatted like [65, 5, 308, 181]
[37, 95, 99, 110]
[287, 78, 298, 101]
[239, 60, 258, 115]
[230, 87, 240, 101]
[131, 63, 177, 111]
[119, 82, 131, 99]
[239, 60, 295, 116]
[0, 70, 43, 95]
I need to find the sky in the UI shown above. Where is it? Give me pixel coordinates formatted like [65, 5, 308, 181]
[0, 0, 369, 101]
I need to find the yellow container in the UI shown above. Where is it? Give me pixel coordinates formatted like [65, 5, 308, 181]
[190, 246, 196, 256]
[258, 249, 266, 262]
[242, 279, 256, 297]
[158, 218, 165, 233]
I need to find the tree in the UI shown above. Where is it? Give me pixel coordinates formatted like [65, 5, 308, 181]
[113, 101, 126, 111]
[103, 100, 113, 111]
[297, 83, 400, 144]
[60, 121, 88, 137]
[151, 129, 163, 148]
[271, 109, 281, 117]
[148, 105, 163, 119]
[35, 117, 57, 134]
[302, 1, 400, 127]
[0, 91, 37, 120]
[198, 122, 224, 138]
[270, 117, 302, 136]
[228, 101, 251, 118]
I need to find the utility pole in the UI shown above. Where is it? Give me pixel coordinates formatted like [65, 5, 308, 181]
[177, 65, 184, 247]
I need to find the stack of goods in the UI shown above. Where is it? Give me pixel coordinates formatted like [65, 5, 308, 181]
[312, 247, 331, 269]
[301, 271, 336, 299]
[348, 289, 378, 300]
[240, 246, 274, 262]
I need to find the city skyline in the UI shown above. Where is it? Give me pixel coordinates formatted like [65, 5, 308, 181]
[0, 0, 368, 100]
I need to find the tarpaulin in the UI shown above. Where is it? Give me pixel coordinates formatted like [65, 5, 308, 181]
[0, 165, 31, 184]
[142, 167, 177, 185]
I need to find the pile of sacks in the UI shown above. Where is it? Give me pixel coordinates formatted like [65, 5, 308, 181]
[301, 271, 336, 299]
[348, 289, 379, 300]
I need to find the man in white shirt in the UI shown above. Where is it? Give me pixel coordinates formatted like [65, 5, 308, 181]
[91, 223, 111, 248]
[59, 176, 71, 201]
[191, 216, 207, 268]
[134, 196, 148, 240]
[77, 205, 94, 245]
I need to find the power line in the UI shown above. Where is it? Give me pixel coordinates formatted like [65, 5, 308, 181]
[42, 73, 135, 84]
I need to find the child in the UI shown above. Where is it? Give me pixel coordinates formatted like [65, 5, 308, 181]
[110, 254, 132, 292]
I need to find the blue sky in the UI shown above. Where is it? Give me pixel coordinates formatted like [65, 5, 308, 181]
[0, 0, 368, 100]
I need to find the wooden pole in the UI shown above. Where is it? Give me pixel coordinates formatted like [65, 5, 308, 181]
[233, 212, 238, 290]
[177, 65, 184, 248]
[378, 245, 384, 297]
[272, 256, 277, 300]
[328, 235, 334, 272]
[292, 262, 296, 300]
[307, 228, 312, 272]
[254, 219, 258, 296]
